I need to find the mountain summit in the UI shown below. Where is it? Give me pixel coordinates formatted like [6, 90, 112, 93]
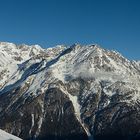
[0, 42, 140, 140]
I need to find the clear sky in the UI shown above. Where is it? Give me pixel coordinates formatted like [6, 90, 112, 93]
[0, 0, 140, 60]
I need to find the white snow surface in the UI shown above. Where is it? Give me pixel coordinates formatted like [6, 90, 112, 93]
[0, 129, 22, 140]
[1, 42, 140, 100]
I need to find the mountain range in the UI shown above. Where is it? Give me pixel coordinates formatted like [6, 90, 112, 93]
[0, 42, 140, 140]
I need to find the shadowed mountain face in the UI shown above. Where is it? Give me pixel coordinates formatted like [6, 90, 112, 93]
[0, 42, 140, 140]
[0, 85, 88, 140]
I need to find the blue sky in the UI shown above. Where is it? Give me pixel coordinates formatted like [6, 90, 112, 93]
[0, 0, 140, 60]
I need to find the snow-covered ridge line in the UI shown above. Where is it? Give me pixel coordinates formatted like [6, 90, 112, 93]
[1, 42, 140, 95]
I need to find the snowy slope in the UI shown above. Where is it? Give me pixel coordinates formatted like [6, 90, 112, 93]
[0, 42, 140, 108]
[0, 42, 65, 89]
[0, 129, 22, 140]
[0, 42, 140, 140]
[0, 42, 43, 88]
[0, 43, 140, 110]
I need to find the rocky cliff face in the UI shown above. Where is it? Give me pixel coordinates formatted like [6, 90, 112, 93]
[0, 42, 140, 140]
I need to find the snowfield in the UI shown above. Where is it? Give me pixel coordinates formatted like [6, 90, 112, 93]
[0, 129, 22, 140]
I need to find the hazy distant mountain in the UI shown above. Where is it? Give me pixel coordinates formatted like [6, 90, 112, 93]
[0, 42, 140, 140]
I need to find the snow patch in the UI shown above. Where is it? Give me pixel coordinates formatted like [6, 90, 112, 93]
[0, 129, 22, 140]
[60, 87, 93, 140]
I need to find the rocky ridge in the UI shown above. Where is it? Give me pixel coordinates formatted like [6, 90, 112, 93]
[0, 42, 140, 140]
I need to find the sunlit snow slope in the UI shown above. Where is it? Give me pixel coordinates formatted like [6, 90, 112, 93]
[0, 129, 22, 140]
[0, 42, 140, 140]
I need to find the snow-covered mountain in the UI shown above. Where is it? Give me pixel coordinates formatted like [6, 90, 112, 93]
[0, 42, 140, 140]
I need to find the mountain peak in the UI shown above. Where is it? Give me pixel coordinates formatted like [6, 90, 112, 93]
[0, 42, 140, 140]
